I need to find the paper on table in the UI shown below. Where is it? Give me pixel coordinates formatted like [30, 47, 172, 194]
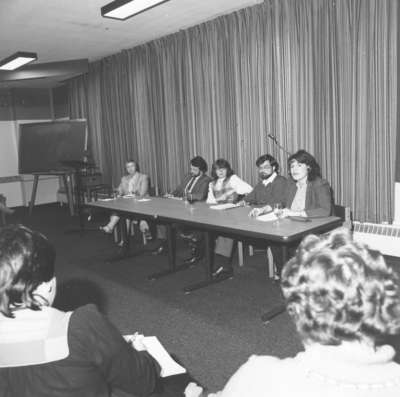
[124, 335, 186, 377]
[256, 212, 278, 222]
[209, 203, 239, 210]
[98, 198, 114, 202]
[136, 198, 151, 202]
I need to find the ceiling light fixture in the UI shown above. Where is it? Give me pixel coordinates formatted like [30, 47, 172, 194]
[101, 0, 171, 20]
[0, 52, 38, 71]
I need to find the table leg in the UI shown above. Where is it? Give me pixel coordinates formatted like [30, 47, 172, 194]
[260, 243, 287, 323]
[183, 231, 233, 293]
[29, 175, 39, 215]
[62, 173, 74, 216]
[148, 224, 201, 280]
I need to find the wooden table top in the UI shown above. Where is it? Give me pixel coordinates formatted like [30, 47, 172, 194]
[88, 197, 342, 243]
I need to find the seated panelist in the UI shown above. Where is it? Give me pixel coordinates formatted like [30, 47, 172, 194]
[0, 225, 161, 397]
[185, 228, 400, 397]
[250, 150, 332, 218]
[166, 156, 211, 201]
[206, 159, 252, 204]
[100, 159, 149, 236]
[245, 154, 287, 211]
[153, 156, 210, 256]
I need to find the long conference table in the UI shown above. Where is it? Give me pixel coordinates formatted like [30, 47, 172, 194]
[87, 196, 342, 299]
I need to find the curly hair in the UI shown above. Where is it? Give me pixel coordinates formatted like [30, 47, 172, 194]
[288, 150, 321, 181]
[281, 228, 400, 346]
[190, 156, 208, 173]
[0, 224, 55, 318]
[256, 154, 279, 173]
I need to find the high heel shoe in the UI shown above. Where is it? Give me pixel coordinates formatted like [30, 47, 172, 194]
[99, 225, 113, 234]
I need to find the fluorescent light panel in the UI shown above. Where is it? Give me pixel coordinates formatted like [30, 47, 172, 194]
[0, 52, 37, 71]
[101, 0, 171, 20]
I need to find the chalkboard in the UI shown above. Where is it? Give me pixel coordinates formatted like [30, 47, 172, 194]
[18, 120, 87, 174]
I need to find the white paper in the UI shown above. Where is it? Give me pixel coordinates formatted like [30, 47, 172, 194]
[256, 212, 278, 222]
[209, 203, 239, 210]
[124, 335, 186, 377]
[136, 198, 151, 202]
[98, 198, 114, 202]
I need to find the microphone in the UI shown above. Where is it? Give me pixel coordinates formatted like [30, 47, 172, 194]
[267, 133, 291, 156]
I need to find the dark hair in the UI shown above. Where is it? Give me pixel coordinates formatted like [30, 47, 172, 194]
[211, 159, 234, 181]
[126, 159, 140, 172]
[281, 228, 400, 346]
[256, 154, 279, 173]
[288, 150, 321, 181]
[0, 225, 55, 318]
[190, 156, 208, 173]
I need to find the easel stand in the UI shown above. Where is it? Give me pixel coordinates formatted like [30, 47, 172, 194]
[29, 171, 74, 216]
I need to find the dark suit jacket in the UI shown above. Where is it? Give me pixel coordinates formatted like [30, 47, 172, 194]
[245, 175, 287, 207]
[172, 173, 211, 201]
[284, 177, 332, 217]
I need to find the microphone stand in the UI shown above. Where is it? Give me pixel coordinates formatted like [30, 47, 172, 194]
[267, 134, 291, 156]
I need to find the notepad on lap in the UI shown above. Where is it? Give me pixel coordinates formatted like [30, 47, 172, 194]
[124, 335, 186, 377]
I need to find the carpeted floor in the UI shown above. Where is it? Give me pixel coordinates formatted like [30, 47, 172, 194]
[4, 204, 400, 391]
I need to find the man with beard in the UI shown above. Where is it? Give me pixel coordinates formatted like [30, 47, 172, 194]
[247, 154, 287, 215]
[152, 156, 211, 257]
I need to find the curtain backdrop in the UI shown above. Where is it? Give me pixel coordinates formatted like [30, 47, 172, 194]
[68, 0, 398, 223]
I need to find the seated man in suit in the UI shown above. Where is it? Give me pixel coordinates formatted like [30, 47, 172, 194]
[153, 156, 211, 257]
[246, 154, 287, 215]
[167, 156, 211, 201]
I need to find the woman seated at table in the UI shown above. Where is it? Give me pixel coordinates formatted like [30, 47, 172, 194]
[100, 159, 150, 237]
[250, 149, 332, 218]
[206, 159, 252, 204]
[0, 224, 161, 397]
[185, 228, 400, 397]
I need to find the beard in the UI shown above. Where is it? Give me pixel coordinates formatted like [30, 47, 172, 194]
[259, 172, 272, 180]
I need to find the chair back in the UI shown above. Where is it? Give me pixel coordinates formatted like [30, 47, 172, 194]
[334, 204, 353, 230]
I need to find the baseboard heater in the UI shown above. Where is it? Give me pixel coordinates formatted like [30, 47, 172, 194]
[353, 221, 400, 258]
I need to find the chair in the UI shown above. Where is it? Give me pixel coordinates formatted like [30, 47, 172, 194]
[0, 195, 8, 226]
[334, 204, 353, 230]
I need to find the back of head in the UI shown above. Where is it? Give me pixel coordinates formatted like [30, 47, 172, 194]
[281, 228, 400, 346]
[0, 224, 55, 318]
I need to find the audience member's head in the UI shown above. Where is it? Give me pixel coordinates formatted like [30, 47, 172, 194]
[190, 156, 208, 176]
[211, 158, 234, 181]
[281, 228, 400, 347]
[256, 154, 279, 180]
[125, 159, 139, 174]
[288, 150, 321, 181]
[0, 224, 56, 318]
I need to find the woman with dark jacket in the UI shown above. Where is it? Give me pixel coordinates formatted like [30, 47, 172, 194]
[0, 225, 161, 397]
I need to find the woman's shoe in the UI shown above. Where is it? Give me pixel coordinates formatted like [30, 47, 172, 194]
[99, 225, 113, 234]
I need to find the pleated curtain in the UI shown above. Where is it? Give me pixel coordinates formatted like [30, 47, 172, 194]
[67, 0, 398, 223]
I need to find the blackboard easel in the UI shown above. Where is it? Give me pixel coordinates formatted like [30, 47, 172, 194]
[29, 171, 75, 216]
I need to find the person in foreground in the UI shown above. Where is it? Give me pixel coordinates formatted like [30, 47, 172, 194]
[0, 224, 161, 397]
[100, 159, 149, 235]
[186, 228, 400, 396]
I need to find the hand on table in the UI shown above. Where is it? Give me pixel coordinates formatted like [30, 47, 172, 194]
[248, 205, 272, 218]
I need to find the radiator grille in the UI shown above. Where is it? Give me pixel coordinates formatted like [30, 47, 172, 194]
[353, 222, 400, 257]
